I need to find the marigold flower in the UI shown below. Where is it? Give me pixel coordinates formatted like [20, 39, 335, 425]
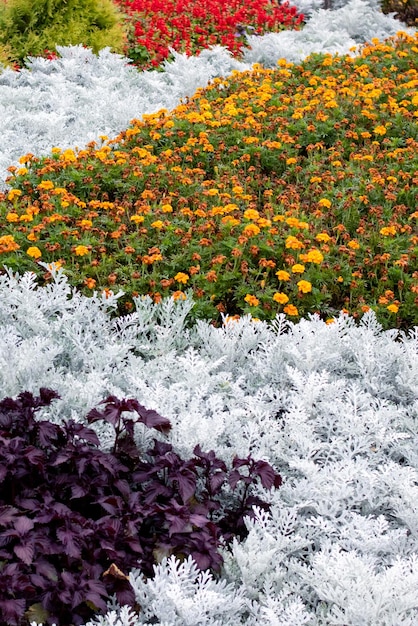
[174, 272, 189, 284]
[243, 224, 261, 237]
[283, 304, 298, 316]
[304, 249, 324, 264]
[161, 204, 173, 212]
[347, 240, 360, 249]
[315, 232, 331, 243]
[26, 246, 42, 259]
[7, 189, 22, 201]
[373, 125, 387, 135]
[206, 270, 218, 282]
[286, 157, 297, 165]
[6, 212, 19, 222]
[291, 264, 305, 274]
[0, 235, 20, 253]
[285, 235, 304, 249]
[151, 220, 164, 229]
[273, 292, 289, 304]
[244, 209, 260, 220]
[244, 294, 260, 307]
[37, 180, 54, 191]
[297, 280, 312, 293]
[387, 303, 399, 313]
[318, 198, 331, 208]
[380, 225, 397, 236]
[172, 290, 187, 301]
[276, 270, 291, 281]
[130, 215, 145, 224]
[74, 245, 90, 256]
[84, 278, 96, 289]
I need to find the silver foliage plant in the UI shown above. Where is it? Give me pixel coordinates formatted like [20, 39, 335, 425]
[1, 0, 416, 189]
[3, 268, 417, 625]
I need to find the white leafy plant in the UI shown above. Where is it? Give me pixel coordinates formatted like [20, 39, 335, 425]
[2, 266, 417, 624]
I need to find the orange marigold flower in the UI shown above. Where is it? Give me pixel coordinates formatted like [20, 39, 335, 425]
[283, 304, 298, 316]
[276, 269, 291, 281]
[172, 290, 187, 301]
[244, 209, 260, 220]
[297, 280, 312, 293]
[6, 212, 19, 222]
[244, 294, 260, 307]
[318, 198, 331, 208]
[84, 278, 96, 289]
[174, 272, 189, 284]
[348, 240, 360, 249]
[243, 224, 261, 237]
[26, 246, 42, 259]
[206, 270, 218, 282]
[273, 292, 289, 304]
[285, 235, 304, 250]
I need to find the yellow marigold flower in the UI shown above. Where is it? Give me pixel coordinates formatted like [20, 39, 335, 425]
[373, 125, 387, 136]
[305, 249, 324, 264]
[318, 198, 331, 208]
[244, 294, 260, 307]
[291, 264, 305, 274]
[7, 189, 22, 201]
[387, 303, 399, 313]
[207, 188, 219, 196]
[174, 272, 189, 284]
[286, 157, 297, 165]
[272, 215, 285, 222]
[27, 232, 38, 242]
[17, 168, 28, 176]
[46, 261, 62, 271]
[37, 180, 54, 191]
[257, 218, 271, 228]
[315, 232, 331, 243]
[297, 280, 312, 293]
[276, 270, 291, 281]
[284, 304, 298, 316]
[348, 240, 360, 249]
[380, 225, 397, 236]
[326, 318, 335, 324]
[74, 245, 90, 256]
[273, 292, 289, 304]
[337, 276, 344, 283]
[285, 235, 304, 250]
[80, 220, 93, 229]
[243, 224, 261, 237]
[26, 246, 42, 259]
[232, 185, 244, 194]
[151, 220, 164, 229]
[161, 204, 173, 213]
[310, 176, 322, 183]
[244, 209, 260, 221]
[130, 215, 145, 224]
[6, 212, 19, 222]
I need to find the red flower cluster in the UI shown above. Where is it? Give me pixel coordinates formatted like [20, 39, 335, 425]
[116, 0, 304, 68]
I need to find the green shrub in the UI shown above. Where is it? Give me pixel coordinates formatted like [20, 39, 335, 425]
[0, 0, 127, 65]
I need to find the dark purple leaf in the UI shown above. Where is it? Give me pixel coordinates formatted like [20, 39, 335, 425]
[0, 598, 26, 625]
[253, 460, 282, 489]
[14, 542, 34, 565]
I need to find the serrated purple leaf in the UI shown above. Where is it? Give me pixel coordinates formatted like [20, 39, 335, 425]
[14, 516, 34, 535]
[14, 542, 34, 565]
[0, 598, 26, 625]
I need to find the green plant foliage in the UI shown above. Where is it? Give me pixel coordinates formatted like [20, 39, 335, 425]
[0, 0, 127, 64]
